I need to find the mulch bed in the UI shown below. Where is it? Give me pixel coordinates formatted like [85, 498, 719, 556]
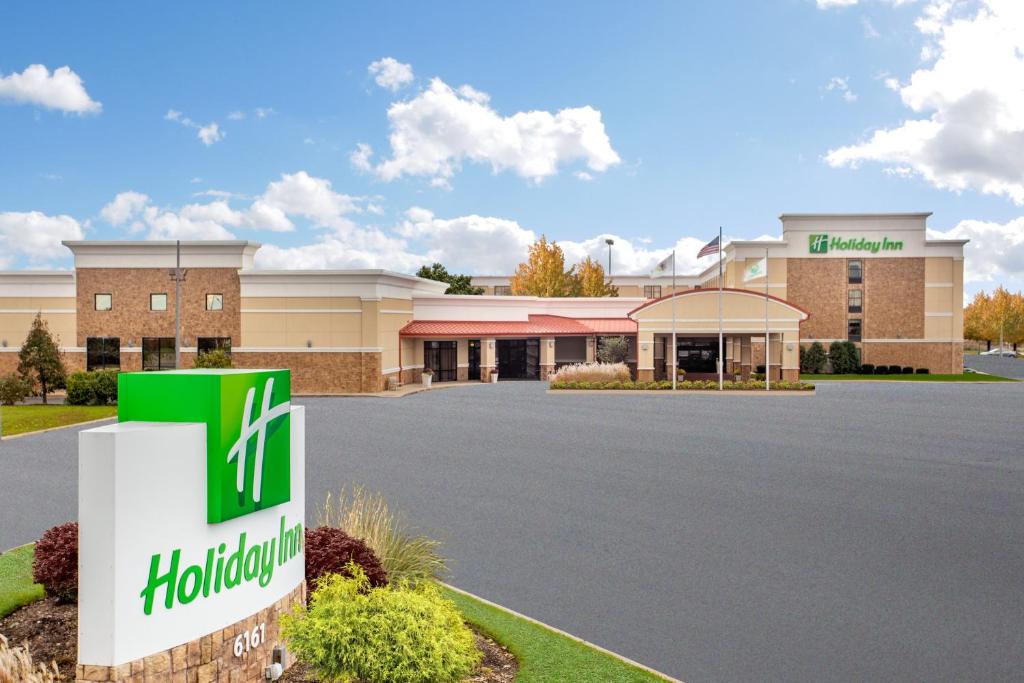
[1, 598, 516, 683]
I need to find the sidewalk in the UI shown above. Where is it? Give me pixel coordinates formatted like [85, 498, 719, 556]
[298, 380, 493, 399]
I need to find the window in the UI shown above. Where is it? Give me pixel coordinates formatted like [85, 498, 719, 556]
[197, 337, 232, 355]
[644, 285, 662, 299]
[848, 289, 863, 313]
[94, 293, 112, 311]
[86, 337, 120, 371]
[848, 319, 862, 342]
[150, 293, 167, 311]
[493, 286, 512, 296]
[206, 293, 224, 311]
[848, 260, 863, 284]
[142, 337, 176, 371]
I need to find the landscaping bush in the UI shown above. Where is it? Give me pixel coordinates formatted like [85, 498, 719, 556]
[828, 341, 860, 374]
[916, 368, 930, 374]
[888, 365, 902, 374]
[92, 370, 118, 404]
[860, 364, 875, 374]
[65, 372, 95, 405]
[193, 349, 232, 369]
[32, 522, 78, 602]
[801, 341, 827, 374]
[305, 526, 388, 591]
[874, 365, 889, 375]
[549, 378, 814, 391]
[282, 566, 480, 683]
[318, 486, 447, 583]
[902, 366, 914, 374]
[549, 362, 630, 384]
[0, 373, 31, 406]
[0, 634, 59, 683]
[596, 336, 629, 364]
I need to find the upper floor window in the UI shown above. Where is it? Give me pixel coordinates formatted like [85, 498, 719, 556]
[848, 289, 863, 313]
[848, 260, 863, 284]
[493, 286, 512, 296]
[150, 293, 167, 311]
[644, 285, 662, 299]
[206, 293, 224, 311]
[848, 318, 862, 342]
[94, 293, 112, 311]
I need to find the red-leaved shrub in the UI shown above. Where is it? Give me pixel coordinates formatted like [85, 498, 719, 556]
[305, 526, 387, 590]
[32, 522, 78, 602]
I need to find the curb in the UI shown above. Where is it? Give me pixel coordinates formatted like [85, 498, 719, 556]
[546, 389, 815, 396]
[295, 381, 494, 399]
[442, 582, 685, 683]
[0, 415, 118, 441]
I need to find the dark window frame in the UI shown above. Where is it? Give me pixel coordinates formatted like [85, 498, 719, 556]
[150, 293, 168, 312]
[206, 293, 224, 311]
[142, 337, 176, 371]
[848, 289, 863, 313]
[493, 286, 512, 296]
[86, 337, 120, 371]
[94, 293, 112, 311]
[197, 337, 232, 356]
[848, 259, 863, 284]
[644, 285, 662, 299]
[847, 318, 863, 342]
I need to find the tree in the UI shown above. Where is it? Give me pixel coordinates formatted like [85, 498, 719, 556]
[800, 341, 827, 374]
[573, 256, 618, 297]
[415, 263, 484, 295]
[597, 336, 630, 364]
[18, 313, 67, 404]
[965, 288, 1024, 350]
[510, 236, 577, 297]
[827, 341, 860, 374]
[964, 291, 992, 347]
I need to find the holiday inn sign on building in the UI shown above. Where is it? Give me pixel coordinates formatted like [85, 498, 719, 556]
[808, 233, 905, 254]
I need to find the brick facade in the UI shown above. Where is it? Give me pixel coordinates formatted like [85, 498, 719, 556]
[76, 268, 241, 348]
[786, 258, 848, 341]
[75, 583, 305, 683]
[233, 351, 383, 393]
[863, 258, 924, 339]
[861, 342, 962, 374]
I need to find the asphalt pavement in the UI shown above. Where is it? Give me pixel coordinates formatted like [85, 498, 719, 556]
[2, 380, 1023, 682]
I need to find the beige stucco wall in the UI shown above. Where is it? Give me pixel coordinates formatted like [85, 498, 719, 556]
[632, 290, 806, 335]
[0, 297, 77, 348]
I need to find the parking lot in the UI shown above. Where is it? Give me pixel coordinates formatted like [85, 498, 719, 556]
[2, 377, 1024, 681]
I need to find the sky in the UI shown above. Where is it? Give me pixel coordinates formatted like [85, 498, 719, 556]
[1, 0, 1022, 296]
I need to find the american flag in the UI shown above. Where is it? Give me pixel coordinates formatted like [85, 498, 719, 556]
[697, 235, 721, 258]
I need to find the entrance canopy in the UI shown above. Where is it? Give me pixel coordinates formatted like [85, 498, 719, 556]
[400, 314, 636, 338]
[628, 288, 808, 333]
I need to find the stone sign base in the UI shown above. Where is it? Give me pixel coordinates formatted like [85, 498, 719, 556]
[75, 583, 305, 683]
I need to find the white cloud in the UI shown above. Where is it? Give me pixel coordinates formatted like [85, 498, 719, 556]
[928, 217, 1024, 284]
[254, 107, 274, 119]
[350, 142, 374, 171]
[575, 171, 594, 181]
[825, 76, 858, 102]
[816, 0, 858, 7]
[368, 58, 414, 91]
[99, 171, 363, 239]
[862, 16, 881, 37]
[826, 0, 1024, 203]
[165, 109, 225, 146]
[397, 208, 538, 273]
[0, 211, 84, 266]
[0, 64, 101, 114]
[362, 77, 620, 186]
[100, 191, 150, 226]
[227, 110, 246, 120]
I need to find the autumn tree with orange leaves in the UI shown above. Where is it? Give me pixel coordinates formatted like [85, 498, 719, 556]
[510, 237, 619, 297]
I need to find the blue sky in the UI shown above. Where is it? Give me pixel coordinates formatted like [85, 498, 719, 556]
[1, 1, 1021, 295]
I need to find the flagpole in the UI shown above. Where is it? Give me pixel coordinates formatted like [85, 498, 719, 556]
[671, 249, 677, 390]
[765, 247, 770, 392]
[718, 226, 723, 391]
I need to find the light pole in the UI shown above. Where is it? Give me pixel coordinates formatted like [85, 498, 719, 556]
[169, 241, 187, 369]
[605, 238, 614, 284]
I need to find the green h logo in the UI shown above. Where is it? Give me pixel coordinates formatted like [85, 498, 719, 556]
[809, 234, 829, 254]
[118, 369, 291, 523]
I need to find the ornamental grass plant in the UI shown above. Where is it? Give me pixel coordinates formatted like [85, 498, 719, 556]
[550, 379, 814, 391]
[318, 486, 447, 583]
[281, 566, 480, 683]
[0, 635, 58, 683]
[549, 362, 631, 384]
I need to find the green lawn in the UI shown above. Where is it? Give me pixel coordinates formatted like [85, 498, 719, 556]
[0, 544, 44, 618]
[442, 585, 673, 683]
[801, 373, 1014, 382]
[0, 404, 117, 437]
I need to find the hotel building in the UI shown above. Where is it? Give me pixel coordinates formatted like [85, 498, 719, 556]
[0, 213, 965, 392]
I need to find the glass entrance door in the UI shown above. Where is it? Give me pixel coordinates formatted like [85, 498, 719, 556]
[468, 339, 481, 380]
[497, 338, 540, 379]
[676, 338, 718, 373]
[423, 341, 457, 381]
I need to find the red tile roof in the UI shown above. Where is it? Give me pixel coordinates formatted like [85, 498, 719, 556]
[400, 314, 637, 337]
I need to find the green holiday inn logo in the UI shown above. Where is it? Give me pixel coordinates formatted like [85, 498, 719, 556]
[808, 233, 904, 255]
[118, 369, 291, 523]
